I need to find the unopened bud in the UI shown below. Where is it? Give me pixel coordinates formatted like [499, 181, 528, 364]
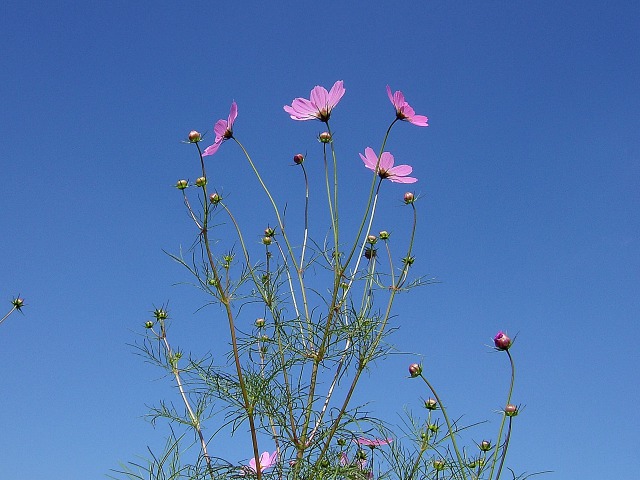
[262, 236, 272, 245]
[367, 235, 377, 244]
[493, 331, 512, 350]
[319, 132, 332, 143]
[255, 318, 266, 328]
[433, 459, 445, 471]
[188, 130, 201, 142]
[144, 321, 154, 329]
[293, 153, 304, 164]
[264, 227, 275, 237]
[424, 398, 438, 410]
[403, 192, 415, 204]
[504, 404, 519, 417]
[409, 363, 422, 377]
[153, 308, 168, 320]
[175, 179, 188, 190]
[480, 440, 491, 451]
[209, 192, 221, 204]
[12, 297, 24, 310]
[195, 176, 207, 187]
[379, 230, 390, 240]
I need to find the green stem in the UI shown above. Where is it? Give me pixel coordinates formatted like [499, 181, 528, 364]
[418, 374, 468, 480]
[488, 350, 516, 480]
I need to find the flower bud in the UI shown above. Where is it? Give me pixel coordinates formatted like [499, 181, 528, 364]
[364, 247, 376, 260]
[255, 318, 266, 328]
[11, 297, 24, 310]
[504, 404, 519, 417]
[144, 321, 154, 329]
[367, 235, 377, 244]
[195, 176, 207, 187]
[209, 192, 221, 204]
[408, 363, 422, 377]
[433, 459, 445, 471]
[153, 308, 168, 320]
[480, 440, 491, 451]
[175, 179, 188, 190]
[403, 192, 415, 204]
[424, 398, 438, 410]
[188, 130, 201, 142]
[428, 423, 439, 433]
[293, 153, 304, 164]
[262, 236, 272, 246]
[494, 331, 512, 350]
[319, 132, 332, 143]
[264, 227, 275, 237]
[379, 230, 390, 240]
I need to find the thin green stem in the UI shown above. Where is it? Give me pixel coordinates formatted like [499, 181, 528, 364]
[417, 374, 468, 480]
[488, 349, 516, 480]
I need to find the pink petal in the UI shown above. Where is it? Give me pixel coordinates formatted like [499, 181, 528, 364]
[327, 80, 345, 108]
[388, 164, 413, 176]
[213, 119, 228, 138]
[378, 152, 395, 171]
[410, 114, 429, 126]
[228, 102, 238, 126]
[360, 147, 379, 170]
[310, 85, 329, 111]
[386, 85, 394, 104]
[390, 175, 417, 184]
[202, 140, 221, 156]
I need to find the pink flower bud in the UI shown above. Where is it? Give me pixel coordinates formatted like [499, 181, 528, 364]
[188, 130, 201, 142]
[293, 153, 304, 164]
[480, 440, 491, 451]
[403, 192, 415, 204]
[209, 193, 221, 204]
[408, 363, 422, 377]
[494, 331, 512, 350]
[504, 404, 519, 417]
[367, 235, 377, 244]
[319, 132, 332, 143]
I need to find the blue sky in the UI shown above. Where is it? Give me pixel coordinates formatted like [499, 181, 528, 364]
[1, 1, 638, 479]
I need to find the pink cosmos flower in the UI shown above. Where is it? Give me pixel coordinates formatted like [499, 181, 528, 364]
[202, 101, 237, 157]
[284, 81, 345, 122]
[359, 147, 417, 184]
[386, 85, 428, 127]
[246, 451, 278, 473]
[356, 437, 393, 448]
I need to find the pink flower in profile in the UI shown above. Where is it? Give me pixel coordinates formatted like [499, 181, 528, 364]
[202, 101, 237, 157]
[356, 437, 393, 448]
[359, 147, 417, 184]
[386, 85, 429, 127]
[246, 451, 278, 473]
[284, 81, 345, 122]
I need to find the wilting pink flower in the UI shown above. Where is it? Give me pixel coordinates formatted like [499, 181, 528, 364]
[356, 437, 393, 448]
[386, 85, 428, 127]
[246, 451, 278, 473]
[360, 147, 417, 184]
[202, 102, 237, 157]
[284, 81, 345, 122]
[494, 331, 512, 350]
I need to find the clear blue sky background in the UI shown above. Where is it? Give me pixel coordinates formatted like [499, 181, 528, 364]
[1, 1, 638, 479]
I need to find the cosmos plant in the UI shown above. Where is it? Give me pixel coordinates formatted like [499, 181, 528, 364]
[113, 82, 530, 480]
